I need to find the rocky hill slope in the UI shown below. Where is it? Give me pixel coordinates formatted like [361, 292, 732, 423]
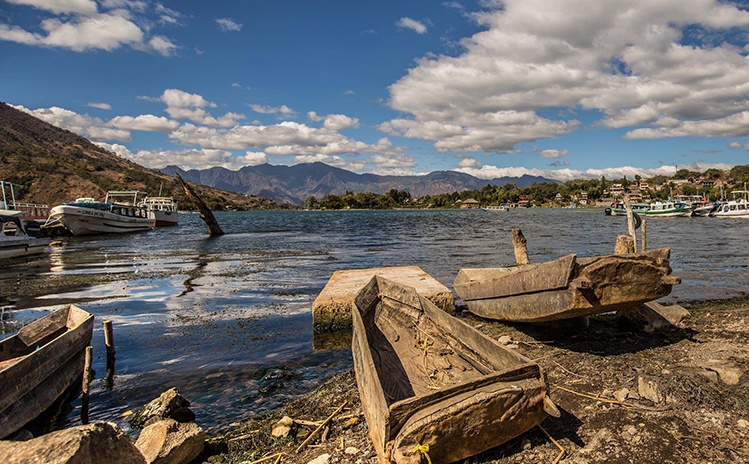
[0, 103, 290, 210]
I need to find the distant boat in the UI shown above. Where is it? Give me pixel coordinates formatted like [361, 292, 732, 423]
[47, 191, 154, 236]
[0, 180, 50, 221]
[482, 204, 510, 212]
[605, 200, 649, 216]
[0, 305, 93, 439]
[712, 187, 749, 218]
[642, 200, 691, 217]
[352, 276, 557, 463]
[140, 196, 179, 227]
[0, 210, 51, 259]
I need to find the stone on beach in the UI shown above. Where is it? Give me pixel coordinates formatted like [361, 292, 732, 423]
[0, 422, 145, 464]
[312, 266, 454, 332]
[135, 418, 204, 464]
[130, 387, 196, 428]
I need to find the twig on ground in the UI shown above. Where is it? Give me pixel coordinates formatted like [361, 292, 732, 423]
[538, 425, 565, 464]
[247, 452, 283, 464]
[553, 385, 670, 412]
[295, 400, 348, 453]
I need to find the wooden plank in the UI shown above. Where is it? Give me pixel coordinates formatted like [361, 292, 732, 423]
[454, 254, 576, 301]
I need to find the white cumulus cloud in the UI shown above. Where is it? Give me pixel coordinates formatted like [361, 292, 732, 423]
[396, 17, 427, 34]
[215, 18, 242, 32]
[385, 0, 749, 154]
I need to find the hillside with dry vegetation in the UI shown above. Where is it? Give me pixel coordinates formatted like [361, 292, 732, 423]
[0, 102, 293, 210]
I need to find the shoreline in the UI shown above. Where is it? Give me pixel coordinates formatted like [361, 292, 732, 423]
[202, 294, 749, 463]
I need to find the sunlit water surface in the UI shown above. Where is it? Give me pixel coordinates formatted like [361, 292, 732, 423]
[1, 209, 747, 433]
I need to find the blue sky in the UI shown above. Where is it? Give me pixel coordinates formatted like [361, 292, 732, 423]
[2, 0, 749, 181]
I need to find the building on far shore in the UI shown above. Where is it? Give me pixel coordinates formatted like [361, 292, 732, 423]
[460, 198, 480, 209]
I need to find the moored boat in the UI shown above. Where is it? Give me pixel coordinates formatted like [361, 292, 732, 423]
[606, 200, 649, 216]
[642, 200, 691, 217]
[140, 196, 179, 227]
[711, 189, 749, 218]
[0, 305, 94, 439]
[352, 275, 557, 463]
[0, 211, 50, 259]
[454, 248, 680, 323]
[46, 191, 154, 236]
[482, 204, 510, 212]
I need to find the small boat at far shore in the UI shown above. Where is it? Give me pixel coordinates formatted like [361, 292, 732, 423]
[0, 211, 50, 259]
[140, 196, 179, 227]
[352, 275, 557, 463]
[46, 191, 154, 236]
[0, 305, 93, 439]
[482, 204, 510, 212]
[712, 189, 749, 218]
[642, 200, 691, 217]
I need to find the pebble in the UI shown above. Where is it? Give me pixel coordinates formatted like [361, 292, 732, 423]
[308, 454, 331, 464]
[521, 438, 532, 450]
[507, 343, 519, 349]
[738, 419, 749, 429]
[613, 388, 629, 402]
[498, 335, 513, 345]
[345, 447, 360, 455]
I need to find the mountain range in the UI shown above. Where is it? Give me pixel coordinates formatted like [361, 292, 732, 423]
[161, 163, 556, 205]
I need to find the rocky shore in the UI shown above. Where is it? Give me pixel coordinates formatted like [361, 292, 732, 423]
[207, 295, 748, 464]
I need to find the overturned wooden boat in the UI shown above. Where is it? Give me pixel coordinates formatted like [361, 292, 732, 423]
[352, 276, 557, 463]
[455, 248, 680, 323]
[0, 305, 93, 439]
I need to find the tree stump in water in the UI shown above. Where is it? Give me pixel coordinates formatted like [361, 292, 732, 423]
[614, 233, 635, 254]
[175, 174, 224, 236]
[512, 228, 530, 265]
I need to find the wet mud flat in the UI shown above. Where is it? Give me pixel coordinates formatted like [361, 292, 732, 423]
[206, 295, 749, 464]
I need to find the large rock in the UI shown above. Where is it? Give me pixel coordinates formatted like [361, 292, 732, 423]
[135, 419, 204, 464]
[130, 388, 195, 428]
[0, 422, 145, 464]
[312, 266, 454, 332]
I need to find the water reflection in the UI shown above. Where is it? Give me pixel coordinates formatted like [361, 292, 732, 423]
[0, 209, 746, 433]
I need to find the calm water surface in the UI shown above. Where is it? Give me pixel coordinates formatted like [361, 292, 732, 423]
[1, 209, 747, 433]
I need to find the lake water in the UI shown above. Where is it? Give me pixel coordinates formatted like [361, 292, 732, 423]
[1, 208, 747, 433]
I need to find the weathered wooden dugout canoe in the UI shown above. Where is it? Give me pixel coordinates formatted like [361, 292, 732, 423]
[454, 248, 680, 323]
[0, 305, 93, 439]
[352, 276, 558, 464]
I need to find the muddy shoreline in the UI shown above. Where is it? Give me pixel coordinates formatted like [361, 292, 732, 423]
[202, 295, 749, 463]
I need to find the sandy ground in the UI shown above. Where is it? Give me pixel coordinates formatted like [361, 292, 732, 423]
[201, 295, 749, 464]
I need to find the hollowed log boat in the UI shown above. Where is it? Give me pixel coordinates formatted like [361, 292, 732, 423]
[0, 305, 93, 438]
[454, 248, 680, 323]
[352, 276, 557, 464]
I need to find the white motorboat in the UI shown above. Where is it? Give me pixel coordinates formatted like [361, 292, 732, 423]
[140, 196, 178, 227]
[0, 181, 50, 221]
[46, 191, 154, 236]
[482, 204, 510, 212]
[712, 189, 749, 218]
[0, 210, 51, 259]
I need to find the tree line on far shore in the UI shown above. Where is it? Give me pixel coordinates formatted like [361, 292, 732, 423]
[303, 164, 749, 210]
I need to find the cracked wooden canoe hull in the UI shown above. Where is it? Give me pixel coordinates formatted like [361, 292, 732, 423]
[454, 248, 679, 323]
[352, 276, 555, 464]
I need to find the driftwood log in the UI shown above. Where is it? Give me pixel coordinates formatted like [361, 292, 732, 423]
[175, 174, 224, 236]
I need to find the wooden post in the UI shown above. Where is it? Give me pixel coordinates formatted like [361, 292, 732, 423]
[614, 233, 635, 254]
[641, 218, 647, 252]
[512, 228, 530, 265]
[623, 195, 637, 252]
[81, 345, 93, 425]
[175, 174, 225, 236]
[103, 320, 115, 390]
